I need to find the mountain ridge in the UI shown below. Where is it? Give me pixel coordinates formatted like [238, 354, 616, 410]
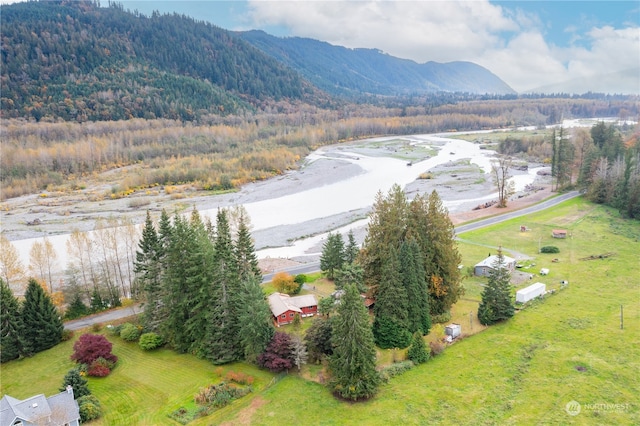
[236, 30, 516, 96]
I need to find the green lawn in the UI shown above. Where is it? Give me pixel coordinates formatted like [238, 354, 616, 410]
[2, 197, 638, 425]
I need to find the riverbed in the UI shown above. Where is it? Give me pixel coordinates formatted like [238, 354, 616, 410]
[2, 131, 551, 284]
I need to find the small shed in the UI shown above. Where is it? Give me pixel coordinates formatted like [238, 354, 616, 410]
[474, 254, 516, 277]
[552, 229, 568, 238]
[516, 282, 546, 303]
[445, 323, 461, 339]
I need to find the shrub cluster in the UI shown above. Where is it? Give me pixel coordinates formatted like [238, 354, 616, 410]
[540, 246, 560, 253]
[71, 334, 118, 377]
[194, 383, 251, 408]
[139, 332, 164, 350]
[431, 312, 452, 324]
[78, 395, 102, 423]
[119, 323, 142, 342]
[379, 360, 415, 382]
[429, 340, 446, 357]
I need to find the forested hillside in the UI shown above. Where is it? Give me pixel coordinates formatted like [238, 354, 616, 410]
[238, 30, 515, 96]
[0, 0, 313, 121]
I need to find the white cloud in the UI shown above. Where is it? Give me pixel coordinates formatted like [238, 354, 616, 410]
[246, 0, 639, 93]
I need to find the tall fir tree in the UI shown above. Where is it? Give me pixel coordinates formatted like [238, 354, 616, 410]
[360, 184, 407, 296]
[400, 238, 431, 335]
[1, 279, 25, 362]
[237, 276, 275, 364]
[320, 232, 345, 280]
[477, 248, 515, 325]
[163, 213, 197, 352]
[203, 209, 242, 364]
[407, 331, 430, 364]
[344, 230, 360, 264]
[372, 246, 411, 349]
[21, 278, 63, 355]
[135, 211, 165, 333]
[329, 283, 380, 401]
[183, 209, 216, 355]
[235, 211, 262, 282]
[420, 191, 463, 316]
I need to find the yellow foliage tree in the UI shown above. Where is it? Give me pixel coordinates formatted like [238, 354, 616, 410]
[272, 272, 297, 295]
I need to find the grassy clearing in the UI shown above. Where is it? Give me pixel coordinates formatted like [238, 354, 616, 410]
[2, 197, 637, 424]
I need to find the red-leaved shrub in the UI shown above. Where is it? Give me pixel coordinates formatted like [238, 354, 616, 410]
[87, 362, 110, 377]
[71, 334, 118, 365]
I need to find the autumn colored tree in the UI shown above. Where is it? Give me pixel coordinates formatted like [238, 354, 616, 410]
[258, 332, 294, 373]
[0, 235, 25, 291]
[71, 333, 118, 365]
[272, 272, 298, 294]
[491, 156, 515, 207]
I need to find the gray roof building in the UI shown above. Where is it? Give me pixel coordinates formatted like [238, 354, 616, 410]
[1, 386, 80, 426]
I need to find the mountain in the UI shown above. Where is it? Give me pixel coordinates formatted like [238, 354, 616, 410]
[0, 1, 313, 121]
[527, 68, 640, 95]
[236, 30, 515, 96]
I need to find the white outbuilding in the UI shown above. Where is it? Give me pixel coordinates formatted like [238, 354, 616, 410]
[516, 282, 546, 304]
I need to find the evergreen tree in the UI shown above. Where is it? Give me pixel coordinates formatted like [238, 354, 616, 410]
[60, 368, 91, 399]
[235, 211, 262, 282]
[477, 248, 515, 325]
[203, 209, 242, 364]
[373, 246, 411, 349]
[407, 331, 430, 364]
[360, 185, 407, 297]
[182, 209, 215, 355]
[163, 213, 198, 352]
[135, 211, 165, 332]
[237, 276, 275, 364]
[400, 239, 431, 335]
[320, 232, 345, 280]
[329, 283, 380, 401]
[334, 263, 366, 293]
[21, 278, 63, 355]
[65, 293, 89, 320]
[304, 317, 334, 363]
[344, 230, 360, 264]
[1, 279, 25, 362]
[419, 191, 463, 316]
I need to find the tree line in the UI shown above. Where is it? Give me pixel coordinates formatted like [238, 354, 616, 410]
[498, 121, 640, 218]
[4, 97, 637, 201]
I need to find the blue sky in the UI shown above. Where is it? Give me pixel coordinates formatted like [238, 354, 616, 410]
[3, 0, 638, 92]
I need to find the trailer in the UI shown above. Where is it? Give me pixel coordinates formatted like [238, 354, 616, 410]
[516, 282, 546, 304]
[445, 323, 461, 339]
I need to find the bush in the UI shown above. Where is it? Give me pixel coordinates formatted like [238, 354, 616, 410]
[71, 334, 118, 365]
[119, 323, 141, 342]
[431, 312, 451, 324]
[61, 329, 74, 342]
[429, 340, 446, 357]
[139, 332, 164, 350]
[78, 395, 102, 422]
[379, 361, 414, 382]
[87, 363, 111, 377]
[541, 246, 560, 253]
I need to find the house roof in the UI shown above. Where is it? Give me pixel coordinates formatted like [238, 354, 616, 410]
[475, 254, 516, 268]
[267, 292, 317, 317]
[552, 229, 567, 234]
[1, 389, 80, 426]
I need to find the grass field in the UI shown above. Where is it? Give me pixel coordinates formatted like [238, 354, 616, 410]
[2, 197, 638, 425]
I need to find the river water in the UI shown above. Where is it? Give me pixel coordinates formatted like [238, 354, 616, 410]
[9, 132, 545, 277]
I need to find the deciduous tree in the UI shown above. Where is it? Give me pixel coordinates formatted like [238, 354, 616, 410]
[0, 235, 25, 291]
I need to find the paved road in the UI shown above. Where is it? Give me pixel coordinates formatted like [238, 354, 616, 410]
[65, 191, 581, 330]
[454, 191, 580, 235]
